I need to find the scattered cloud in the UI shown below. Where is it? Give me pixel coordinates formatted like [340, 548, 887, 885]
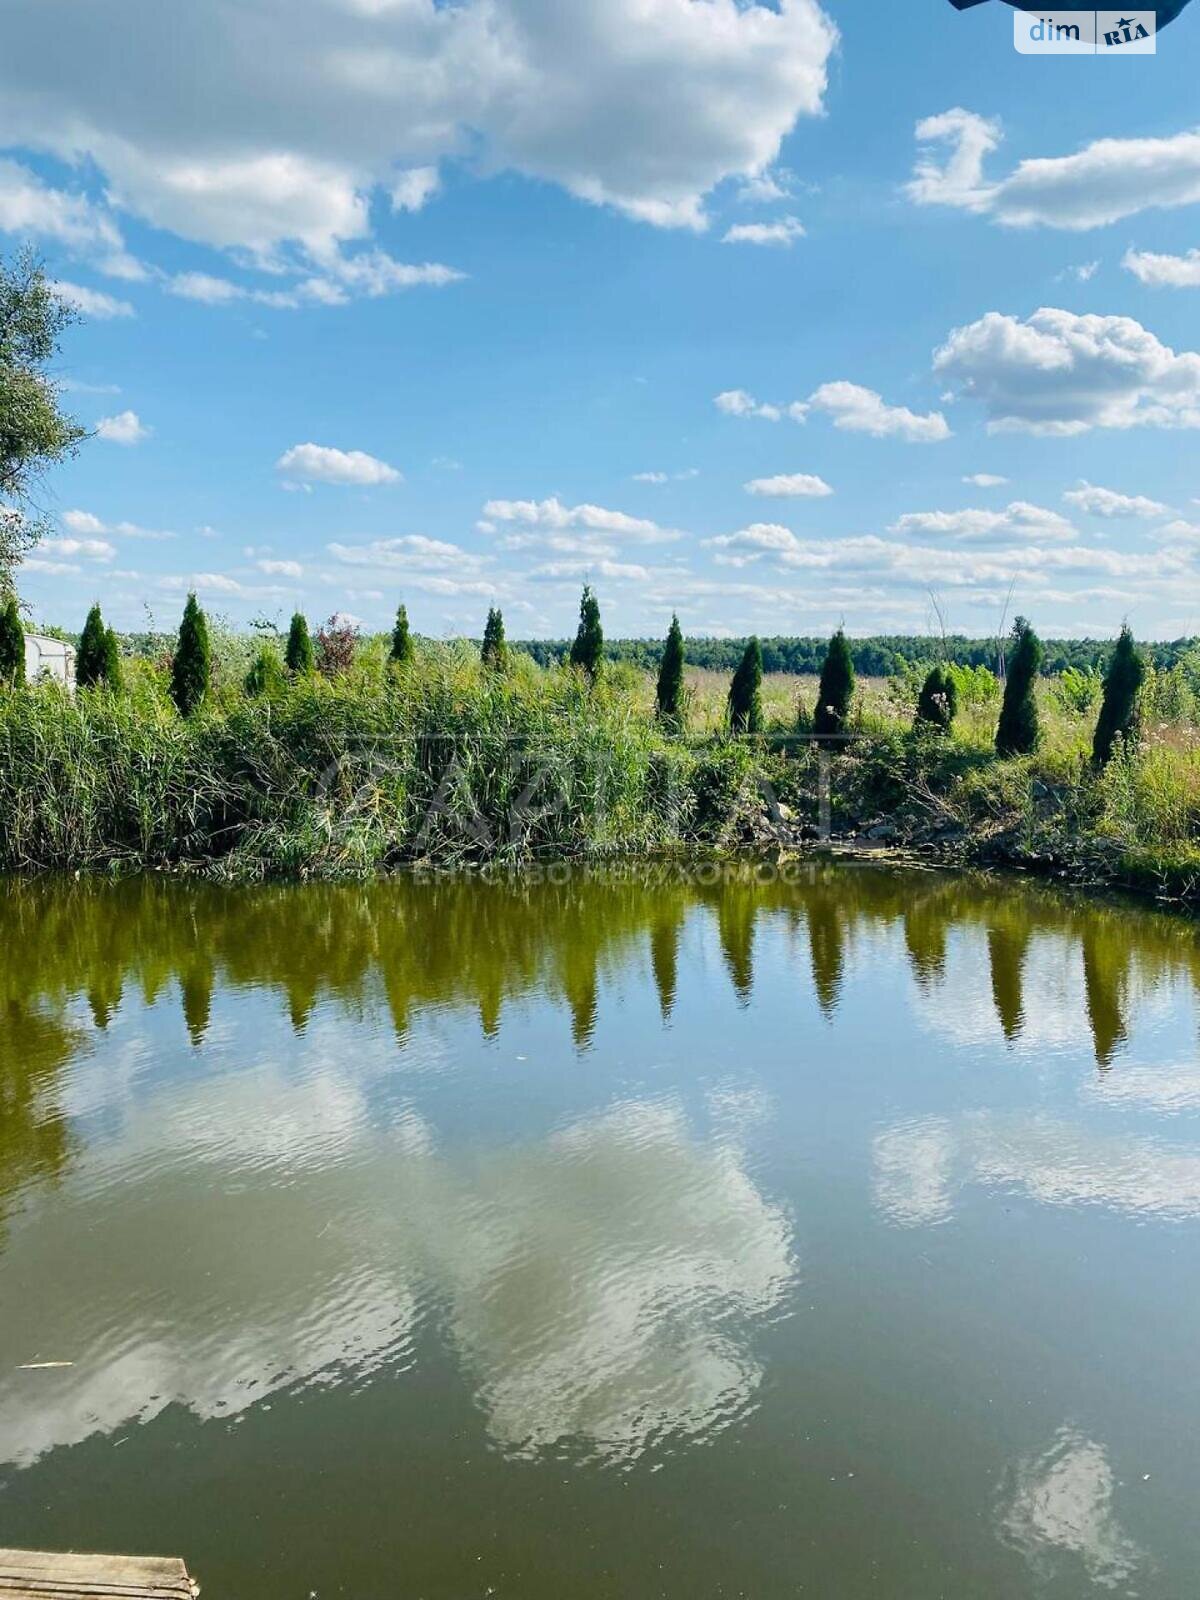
[1123, 245, 1200, 287]
[722, 216, 805, 246]
[890, 500, 1076, 543]
[256, 558, 303, 578]
[170, 572, 245, 596]
[807, 381, 950, 442]
[329, 535, 483, 572]
[934, 307, 1200, 434]
[1153, 518, 1200, 543]
[963, 473, 1008, 487]
[909, 113, 1200, 231]
[632, 468, 699, 484]
[34, 535, 115, 562]
[52, 281, 134, 319]
[166, 253, 462, 310]
[719, 382, 948, 441]
[57, 378, 122, 396]
[481, 496, 680, 544]
[61, 509, 174, 541]
[1063, 481, 1169, 519]
[390, 167, 441, 213]
[1066, 260, 1099, 282]
[736, 169, 792, 204]
[276, 443, 401, 486]
[327, 538, 495, 597]
[744, 473, 832, 497]
[0, 156, 124, 252]
[906, 108, 1000, 212]
[96, 410, 151, 445]
[167, 271, 245, 305]
[527, 557, 660, 583]
[714, 389, 783, 421]
[702, 522, 802, 566]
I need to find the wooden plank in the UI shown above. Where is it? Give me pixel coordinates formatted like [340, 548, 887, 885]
[0, 1556, 185, 1580]
[0, 1581, 192, 1596]
[0, 1553, 195, 1600]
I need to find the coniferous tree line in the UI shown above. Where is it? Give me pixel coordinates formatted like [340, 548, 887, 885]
[0, 582, 1152, 767]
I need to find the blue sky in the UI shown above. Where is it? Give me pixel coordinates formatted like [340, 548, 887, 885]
[5, 0, 1200, 641]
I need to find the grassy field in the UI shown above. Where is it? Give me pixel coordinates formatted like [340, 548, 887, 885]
[2, 634, 1199, 898]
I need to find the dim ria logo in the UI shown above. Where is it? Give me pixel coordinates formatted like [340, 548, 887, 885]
[1016, 10, 1155, 51]
[948, 0, 1197, 51]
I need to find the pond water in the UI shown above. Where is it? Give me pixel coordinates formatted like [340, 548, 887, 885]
[2, 863, 1200, 1598]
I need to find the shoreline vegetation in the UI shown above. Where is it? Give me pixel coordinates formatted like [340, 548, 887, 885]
[3, 592, 1200, 906]
[3, 253, 1199, 904]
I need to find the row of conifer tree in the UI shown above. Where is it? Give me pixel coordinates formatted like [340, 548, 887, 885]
[4, 584, 1144, 767]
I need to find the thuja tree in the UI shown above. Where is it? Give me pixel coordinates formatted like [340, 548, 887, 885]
[170, 593, 211, 716]
[1093, 625, 1145, 766]
[814, 629, 855, 736]
[0, 593, 22, 686]
[728, 636, 763, 734]
[656, 614, 685, 727]
[76, 603, 110, 688]
[915, 664, 958, 732]
[570, 585, 603, 678]
[996, 617, 1042, 756]
[102, 625, 122, 691]
[390, 603, 413, 667]
[285, 611, 314, 674]
[481, 606, 508, 669]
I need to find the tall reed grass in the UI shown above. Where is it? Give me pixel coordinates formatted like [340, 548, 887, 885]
[4, 638, 1200, 894]
[0, 645, 757, 876]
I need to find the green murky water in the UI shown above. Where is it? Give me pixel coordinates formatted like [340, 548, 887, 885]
[2, 863, 1199, 1597]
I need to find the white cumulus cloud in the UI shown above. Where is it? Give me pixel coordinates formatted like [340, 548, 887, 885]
[0, 0, 837, 252]
[1123, 246, 1200, 287]
[722, 216, 805, 247]
[96, 410, 151, 446]
[482, 496, 679, 544]
[933, 307, 1200, 434]
[713, 389, 783, 422]
[329, 535, 483, 572]
[276, 443, 401, 486]
[909, 114, 1200, 231]
[890, 501, 1076, 543]
[808, 381, 951, 442]
[744, 473, 832, 497]
[34, 535, 115, 562]
[1063, 481, 1169, 518]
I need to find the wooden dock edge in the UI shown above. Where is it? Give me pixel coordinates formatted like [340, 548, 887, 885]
[0, 1550, 197, 1600]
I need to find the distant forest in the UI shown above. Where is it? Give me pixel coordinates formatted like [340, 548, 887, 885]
[60, 626, 1200, 678]
[513, 634, 1200, 677]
